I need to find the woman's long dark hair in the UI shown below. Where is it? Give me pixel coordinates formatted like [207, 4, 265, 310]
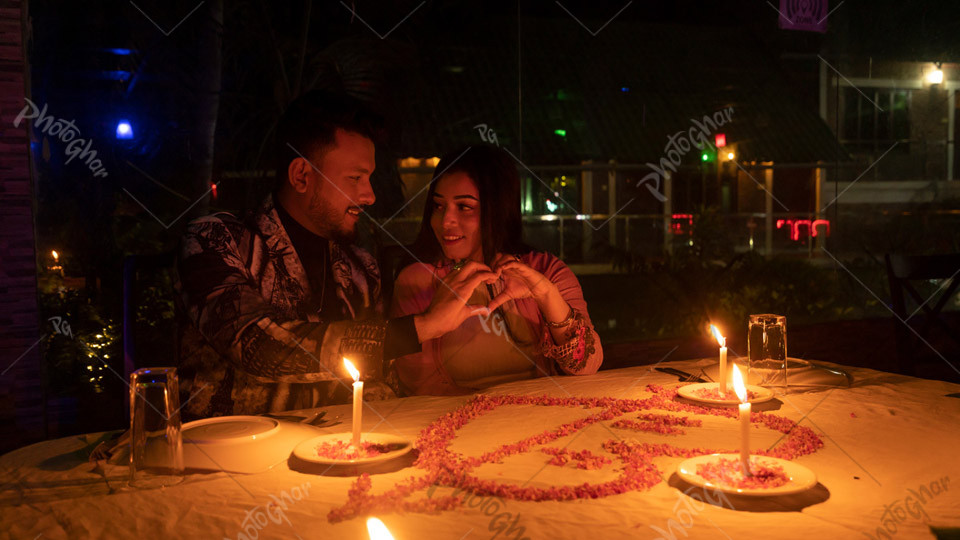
[411, 144, 531, 265]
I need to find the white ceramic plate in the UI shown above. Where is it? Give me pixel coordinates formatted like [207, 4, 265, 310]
[293, 432, 413, 465]
[676, 453, 817, 496]
[180, 415, 323, 474]
[184, 415, 280, 443]
[676, 382, 775, 405]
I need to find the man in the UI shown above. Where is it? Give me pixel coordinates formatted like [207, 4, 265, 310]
[175, 91, 497, 418]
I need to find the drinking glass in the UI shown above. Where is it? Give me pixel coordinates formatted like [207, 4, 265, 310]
[129, 367, 184, 488]
[747, 314, 788, 389]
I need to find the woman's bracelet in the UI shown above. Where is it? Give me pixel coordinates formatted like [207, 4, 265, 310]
[545, 304, 575, 328]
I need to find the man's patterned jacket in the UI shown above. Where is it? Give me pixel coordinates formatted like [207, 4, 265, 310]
[175, 195, 396, 419]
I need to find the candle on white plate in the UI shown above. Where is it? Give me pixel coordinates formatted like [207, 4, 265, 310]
[344, 358, 363, 448]
[366, 517, 395, 540]
[710, 324, 728, 394]
[732, 365, 752, 476]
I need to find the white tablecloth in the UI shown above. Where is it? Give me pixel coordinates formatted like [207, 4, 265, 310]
[2, 359, 959, 540]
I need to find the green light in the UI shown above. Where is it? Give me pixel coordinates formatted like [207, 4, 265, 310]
[554, 129, 567, 137]
[701, 153, 709, 161]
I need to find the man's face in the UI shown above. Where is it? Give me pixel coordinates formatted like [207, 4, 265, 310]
[301, 128, 376, 241]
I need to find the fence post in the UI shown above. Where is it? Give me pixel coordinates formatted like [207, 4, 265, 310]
[559, 216, 565, 260]
[624, 216, 631, 253]
[948, 88, 956, 181]
[815, 166, 826, 252]
[663, 171, 673, 255]
[608, 160, 617, 247]
[765, 167, 774, 257]
[581, 162, 593, 260]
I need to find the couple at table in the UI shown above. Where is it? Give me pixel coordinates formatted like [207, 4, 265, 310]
[174, 90, 602, 419]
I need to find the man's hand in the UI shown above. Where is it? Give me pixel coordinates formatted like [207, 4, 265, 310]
[414, 261, 500, 342]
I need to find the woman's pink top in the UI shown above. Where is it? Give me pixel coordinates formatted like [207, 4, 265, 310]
[389, 251, 603, 396]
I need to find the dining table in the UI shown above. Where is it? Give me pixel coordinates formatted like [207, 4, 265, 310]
[2, 357, 959, 540]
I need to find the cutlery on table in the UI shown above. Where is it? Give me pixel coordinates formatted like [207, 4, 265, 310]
[263, 411, 341, 427]
[654, 367, 708, 383]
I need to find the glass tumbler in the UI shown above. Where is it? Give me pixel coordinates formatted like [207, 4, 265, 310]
[129, 367, 184, 488]
[747, 314, 788, 389]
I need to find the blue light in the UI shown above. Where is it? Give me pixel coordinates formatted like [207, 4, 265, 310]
[101, 70, 132, 81]
[621, 86, 630, 92]
[116, 120, 134, 140]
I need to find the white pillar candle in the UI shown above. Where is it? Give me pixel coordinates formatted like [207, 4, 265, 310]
[739, 401, 751, 476]
[732, 365, 752, 477]
[719, 345, 728, 394]
[344, 358, 363, 448]
[710, 325, 728, 394]
[352, 380, 363, 447]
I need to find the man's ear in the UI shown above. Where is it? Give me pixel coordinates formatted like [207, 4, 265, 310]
[286, 158, 311, 194]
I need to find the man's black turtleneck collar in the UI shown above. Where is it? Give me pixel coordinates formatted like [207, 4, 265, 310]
[274, 197, 421, 361]
[274, 200, 339, 317]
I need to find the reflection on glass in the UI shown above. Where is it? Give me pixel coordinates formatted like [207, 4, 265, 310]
[747, 314, 788, 389]
[129, 367, 184, 488]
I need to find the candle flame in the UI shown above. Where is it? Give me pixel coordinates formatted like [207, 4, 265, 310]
[732, 365, 747, 403]
[709, 324, 726, 347]
[51, 250, 59, 261]
[343, 358, 360, 382]
[366, 517, 395, 540]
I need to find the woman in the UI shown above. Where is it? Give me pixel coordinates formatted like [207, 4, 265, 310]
[390, 144, 602, 395]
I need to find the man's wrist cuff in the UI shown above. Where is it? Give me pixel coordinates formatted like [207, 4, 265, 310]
[385, 315, 421, 359]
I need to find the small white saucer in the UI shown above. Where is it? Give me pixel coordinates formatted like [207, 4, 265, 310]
[677, 453, 817, 496]
[676, 382, 775, 405]
[293, 433, 413, 465]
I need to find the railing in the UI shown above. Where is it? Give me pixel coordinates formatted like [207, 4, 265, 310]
[376, 212, 835, 263]
[376, 208, 960, 264]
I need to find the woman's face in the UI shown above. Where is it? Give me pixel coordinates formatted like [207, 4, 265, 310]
[430, 171, 482, 263]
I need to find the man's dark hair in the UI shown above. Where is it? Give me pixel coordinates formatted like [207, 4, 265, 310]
[273, 90, 385, 191]
[411, 144, 532, 265]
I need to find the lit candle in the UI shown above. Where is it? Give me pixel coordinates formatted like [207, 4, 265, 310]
[343, 358, 363, 448]
[50, 250, 64, 275]
[366, 517, 395, 540]
[732, 365, 752, 477]
[710, 324, 728, 394]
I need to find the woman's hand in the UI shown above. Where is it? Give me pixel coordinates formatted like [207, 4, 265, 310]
[490, 254, 577, 346]
[488, 254, 564, 317]
[413, 261, 500, 342]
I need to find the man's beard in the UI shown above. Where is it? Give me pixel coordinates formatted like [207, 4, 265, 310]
[306, 190, 357, 243]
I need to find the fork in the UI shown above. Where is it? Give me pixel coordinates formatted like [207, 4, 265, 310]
[309, 414, 342, 427]
[695, 368, 715, 383]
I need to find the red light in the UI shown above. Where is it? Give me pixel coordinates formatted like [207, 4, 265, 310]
[714, 133, 726, 148]
[210, 183, 218, 200]
[671, 213, 693, 235]
[776, 219, 830, 241]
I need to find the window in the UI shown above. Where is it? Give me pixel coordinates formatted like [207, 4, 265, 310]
[842, 88, 910, 153]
